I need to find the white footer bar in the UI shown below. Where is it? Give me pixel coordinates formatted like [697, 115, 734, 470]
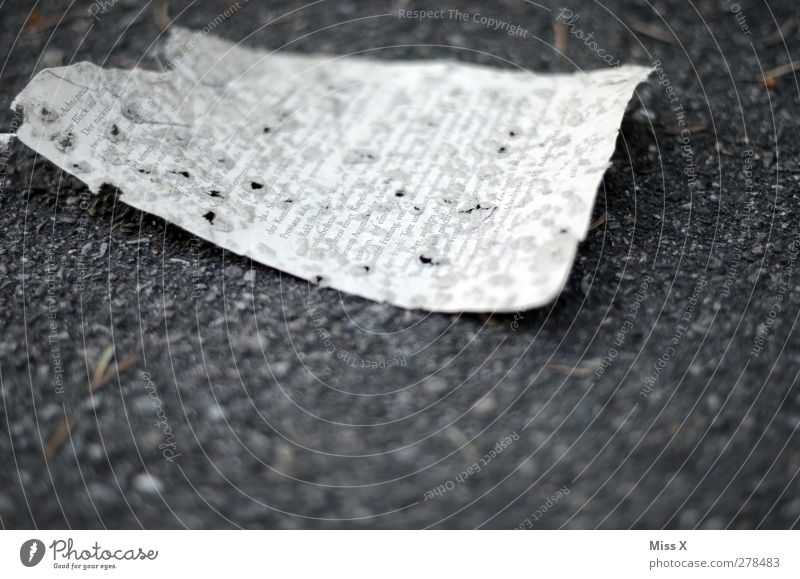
[2, 530, 796, 577]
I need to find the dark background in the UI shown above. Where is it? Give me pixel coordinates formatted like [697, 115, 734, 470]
[1, 0, 799, 529]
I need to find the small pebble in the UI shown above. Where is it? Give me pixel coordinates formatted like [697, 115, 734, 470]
[132, 473, 163, 494]
[422, 376, 448, 394]
[474, 396, 497, 415]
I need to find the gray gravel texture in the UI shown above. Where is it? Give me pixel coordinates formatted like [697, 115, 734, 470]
[1, 0, 799, 529]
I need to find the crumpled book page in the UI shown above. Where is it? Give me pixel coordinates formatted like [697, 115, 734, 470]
[12, 28, 649, 312]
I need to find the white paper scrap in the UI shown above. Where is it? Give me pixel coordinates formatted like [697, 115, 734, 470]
[12, 28, 649, 312]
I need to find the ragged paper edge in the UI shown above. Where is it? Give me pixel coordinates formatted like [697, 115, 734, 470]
[11, 31, 651, 313]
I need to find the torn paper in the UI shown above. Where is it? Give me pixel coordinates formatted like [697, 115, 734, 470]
[12, 28, 649, 312]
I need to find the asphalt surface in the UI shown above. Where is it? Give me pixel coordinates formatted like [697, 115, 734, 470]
[1, 0, 799, 529]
